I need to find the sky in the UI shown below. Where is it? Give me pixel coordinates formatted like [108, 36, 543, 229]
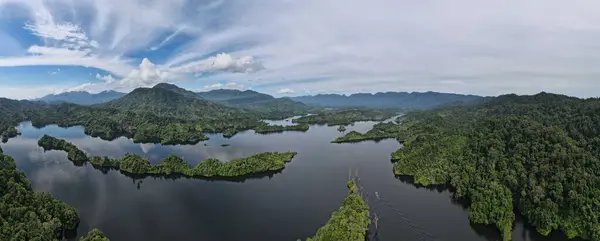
[1, 0, 600, 99]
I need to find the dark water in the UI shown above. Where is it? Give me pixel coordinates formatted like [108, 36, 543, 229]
[0, 121, 575, 241]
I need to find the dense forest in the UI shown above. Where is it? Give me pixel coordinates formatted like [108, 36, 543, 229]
[331, 122, 404, 143]
[350, 92, 600, 240]
[38, 135, 297, 178]
[254, 123, 310, 134]
[0, 143, 85, 240]
[304, 180, 370, 241]
[0, 84, 316, 145]
[293, 109, 397, 126]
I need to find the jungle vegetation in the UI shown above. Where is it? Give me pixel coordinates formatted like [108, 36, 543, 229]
[38, 135, 297, 178]
[304, 180, 370, 241]
[0, 84, 316, 144]
[0, 144, 82, 240]
[293, 109, 397, 126]
[384, 92, 600, 240]
[254, 123, 310, 134]
[79, 229, 110, 241]
[331, 122, 404, 143]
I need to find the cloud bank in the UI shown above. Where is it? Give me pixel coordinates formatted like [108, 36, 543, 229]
[1, 0, 600, 98]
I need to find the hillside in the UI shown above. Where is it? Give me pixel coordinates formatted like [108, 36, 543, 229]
[35, 90, 125, 105]
[102, 85, 249, 120]
[197, 89, 273, 103]
[197, 89, 312, 118]
[346, 92, 600, 240]
[292, 91, 482, 109]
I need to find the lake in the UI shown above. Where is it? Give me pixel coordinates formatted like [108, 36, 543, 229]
[0, 121, 576, 241]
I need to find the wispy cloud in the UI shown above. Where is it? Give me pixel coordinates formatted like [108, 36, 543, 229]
[2, 0, 600, 98]
[277, 88, 294, 94]
[200, 82, 245, 91]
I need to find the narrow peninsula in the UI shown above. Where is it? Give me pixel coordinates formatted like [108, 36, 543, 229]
[304, 180, 370, 241]
[38, 135, 297, 178]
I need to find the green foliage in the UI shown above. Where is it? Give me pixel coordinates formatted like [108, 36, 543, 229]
[332, 122, 404, 143]
[0, 152, 82, 240]
[294, 109, 396, 126]
[389, 93, 600, 240]
[38, 135, 89, 165]
[79, 228, 110, 241]
[0, 84, 313, 145]
[37, 135, 297, 178]
[254, 123, 309, 134]
[119, 154, 152, 174]
[305, 181, 370, 241]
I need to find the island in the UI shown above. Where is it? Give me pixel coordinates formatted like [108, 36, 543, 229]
[304, 180, 370, 241]
[336, 125, 346, 132]
[38, 135, 297, 178]
[293, 109, 397, 126]
[331, 122, 403, 143]
[254, 123, 309, 134]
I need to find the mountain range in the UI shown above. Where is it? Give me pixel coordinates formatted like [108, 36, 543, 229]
[35, 87, 483, 110]
[35, 90, 125, 105]
[291, 92, 483, 109]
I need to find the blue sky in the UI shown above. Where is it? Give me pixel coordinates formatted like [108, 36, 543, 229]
[0, 0, 600, 99]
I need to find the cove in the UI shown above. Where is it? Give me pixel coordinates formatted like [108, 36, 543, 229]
[0, 121, 577, 241]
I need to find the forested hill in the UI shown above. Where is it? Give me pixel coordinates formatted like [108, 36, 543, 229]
[101, 84, 249, 120]
[35, 90, 125, 105]
[197, 89, 274, 103]
[291, 91, 482, 109]
[387, 92, 600, 240]
[197, 88, 313, 116]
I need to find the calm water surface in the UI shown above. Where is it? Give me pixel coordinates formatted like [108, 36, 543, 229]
[0, 121, 575, 241]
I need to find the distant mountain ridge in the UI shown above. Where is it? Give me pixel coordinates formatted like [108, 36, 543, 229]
[197, 89, 311, 116]
[33, 86, 482, 110]
[35, 90, 125, 105]
[291, 91, 483, 109]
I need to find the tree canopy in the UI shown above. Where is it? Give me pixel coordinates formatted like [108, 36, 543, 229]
[377, 92, 600, 240]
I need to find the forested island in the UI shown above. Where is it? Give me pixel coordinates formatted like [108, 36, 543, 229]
[343, 92, 600, 240]
[293, 109, 397, 126]
[304, 180, 370, 241]
[254, 123, 310, 134]
[38, 135, 297, 178]
[331, 122, 404, 143]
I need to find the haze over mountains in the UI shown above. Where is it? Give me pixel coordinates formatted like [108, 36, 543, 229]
[34, 86, 484, 110]
[291, 92, 483, 109]
[35, 90, 125, 105]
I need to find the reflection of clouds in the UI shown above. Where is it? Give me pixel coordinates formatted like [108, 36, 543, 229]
[140, 143, 156, 154]
[30, 161, 83, 192]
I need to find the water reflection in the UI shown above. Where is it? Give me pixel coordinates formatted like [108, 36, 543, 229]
[0, 121, 577, 241]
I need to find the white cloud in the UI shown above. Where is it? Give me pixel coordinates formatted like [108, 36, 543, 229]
[3, 0, 600, 98]
[172, 53, 263, 75]
[200, 82, 245, 91]
[24, 13, 89, 45]
[71, 58, 177, 93]
[70, 53, 259, 93]
[277, 88, 294, 94]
